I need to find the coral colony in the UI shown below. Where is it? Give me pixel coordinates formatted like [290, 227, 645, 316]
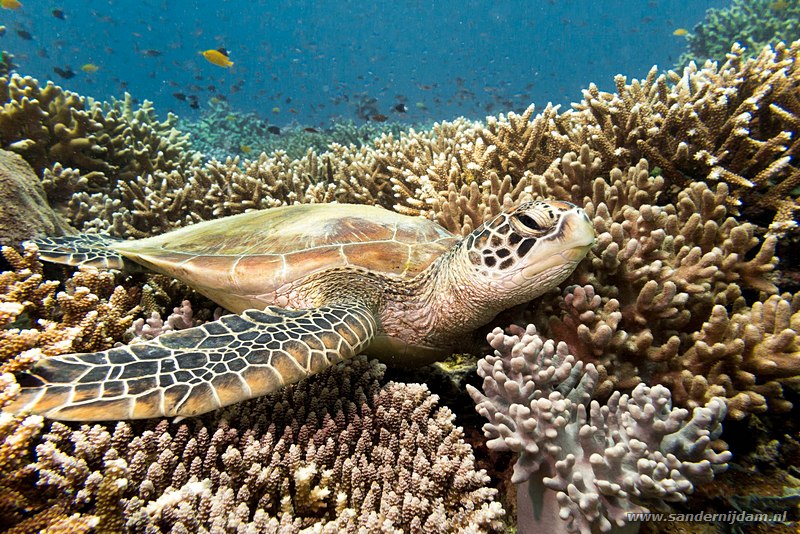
[0, 37, 799, 533]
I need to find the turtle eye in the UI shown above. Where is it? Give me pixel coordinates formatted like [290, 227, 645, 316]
[515, 214, 542, 231]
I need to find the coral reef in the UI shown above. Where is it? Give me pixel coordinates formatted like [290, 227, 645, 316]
[467, 324, 731, 534]
[181, 98, 406, 161]
[0, 245, 141, 376]
[2, 357, 505, 532]
[1, 37, 800, 533]
[677, 0, 800, 69]
[0, 74, 200, 229]
[0, 149, 70, 247]
[0, 51, 14, 79]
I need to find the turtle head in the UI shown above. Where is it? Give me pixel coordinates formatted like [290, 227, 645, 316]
[460, 199, 595, 307]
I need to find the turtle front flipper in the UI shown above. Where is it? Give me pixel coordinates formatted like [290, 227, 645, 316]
[31, 234, 128, 270]
[6, 304, 377, 421]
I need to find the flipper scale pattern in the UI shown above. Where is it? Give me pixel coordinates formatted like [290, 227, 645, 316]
[8, 304, 376, 420]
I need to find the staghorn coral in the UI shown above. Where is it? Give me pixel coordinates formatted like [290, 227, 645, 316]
[0, 244, 142, 375]
[572, 42, 800, 235]
[0, 74, 200, 225]
[677, 0, 800, 69]
[533, 151, 794, 418]
[12, 357, 504, 533]
[467, 324, 731, 534]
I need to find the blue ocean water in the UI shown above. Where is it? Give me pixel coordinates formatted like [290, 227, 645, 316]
[3, 0, 726, 127]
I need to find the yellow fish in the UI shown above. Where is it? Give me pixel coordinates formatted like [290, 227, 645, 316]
[1, 0, 22, 10]
[240, 144, 252, 154]
[770, 0, 788, 10]
[272, 107, 281, 114]
[672, 28, 688, 37]
[81, 63, 100, 73]
[201, 48, 233, 68]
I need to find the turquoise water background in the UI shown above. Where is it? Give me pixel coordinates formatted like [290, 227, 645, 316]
[3, 0, 726, 125]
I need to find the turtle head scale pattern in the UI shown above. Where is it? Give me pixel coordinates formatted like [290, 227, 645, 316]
[457, 200, 596, 308]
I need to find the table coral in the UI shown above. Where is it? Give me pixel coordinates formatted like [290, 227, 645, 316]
[5, 357, 504, 533]
[467, 324, 731, 534]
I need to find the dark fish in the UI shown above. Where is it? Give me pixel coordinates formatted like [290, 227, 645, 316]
[393, 103, 407, 113]
[172, 92, 187, 101]
[52, 9, 65, 20]
[16, 30, 33, 40]
[303, 127, 319, 133]
[53, 67, 75, 79]
[267, 126, 281, 135]
[370, 114, 388, 122]
[189, 100, 199, 110]
[140, 49, 162, 57]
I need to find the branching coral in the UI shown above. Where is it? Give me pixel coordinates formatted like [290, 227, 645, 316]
[677, 0, 800, 69]
[0, 74, 200, 224]
[572, 42, 800, 235]
[467, 324, 731, 534]
[0, 245, 141, 375]
[8, 357, 504, 532]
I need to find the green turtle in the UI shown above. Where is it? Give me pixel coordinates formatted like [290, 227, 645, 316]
[7, 200, 595, 421]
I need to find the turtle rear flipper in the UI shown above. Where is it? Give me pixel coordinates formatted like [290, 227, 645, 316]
[6, 304, 376, 421]
[31, 234, 129, 270]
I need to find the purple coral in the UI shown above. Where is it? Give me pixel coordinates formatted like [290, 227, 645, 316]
[467, 324, 732, 534]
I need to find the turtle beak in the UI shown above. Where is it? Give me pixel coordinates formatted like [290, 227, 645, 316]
[558, 208, 596, 262]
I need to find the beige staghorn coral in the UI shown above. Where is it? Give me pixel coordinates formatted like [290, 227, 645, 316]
[530, 151, 792, 418]
[10, 357, 504, 533]
[570, 41, 800, 235]
[0, 74, 199, 228]
[0, 245, 142, 375]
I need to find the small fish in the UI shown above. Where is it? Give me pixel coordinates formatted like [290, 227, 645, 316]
[53, 67, 75, 79]
[393, 103, 407, 113]
[201, 48, 233, 68]
[52, 9, 65, 19]
[1, 0, 22, 10]
[189, 100, 199, 110]
[226, 114, 236, 121]
[370, 114, 388, 122]
[0, 26, 5, 37]
[770, 0, 788, 10]
[16, 30, 33, 40]
[271, 107, 280, 114]
[267, 126, 281, 135]
[672, 28, 688, 36]
[303, 127, 319, 133]
[140, 49, 162, 57]
[81, 63, 99, 73]
[172, 92, 187, 101]
[239, 144, 252, 154]
[415, 102, 427, 110]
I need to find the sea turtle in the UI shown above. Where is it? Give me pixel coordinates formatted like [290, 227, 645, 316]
[7, 200, 595, 421]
